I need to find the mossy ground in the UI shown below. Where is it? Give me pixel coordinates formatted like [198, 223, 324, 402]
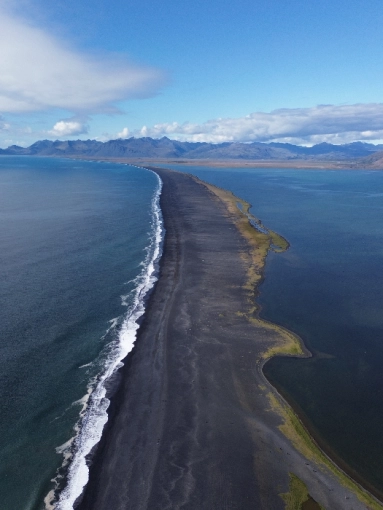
[268, 393, 383, 510]
[281, 473, 324, 510]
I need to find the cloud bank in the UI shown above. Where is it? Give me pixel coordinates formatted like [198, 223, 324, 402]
[48, 120, 88, 137]
[130, 104, 383, 145]
[0, 6, 165, 114]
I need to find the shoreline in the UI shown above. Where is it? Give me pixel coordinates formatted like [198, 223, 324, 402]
[200, 171, 383, 505]
[189, 171, 383, 504]
[52, 172, 164, 510]
[61, 154, 383, 170]
[3, 153, 383, 170]
[4, 153, 383, 170]
[264, 371, 383, 503]
[75, 166, 382, 509]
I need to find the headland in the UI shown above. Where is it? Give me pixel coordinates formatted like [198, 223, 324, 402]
[77, 167, 382, 509]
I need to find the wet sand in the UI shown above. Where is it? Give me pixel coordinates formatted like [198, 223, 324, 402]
[77, 167, 380, 509]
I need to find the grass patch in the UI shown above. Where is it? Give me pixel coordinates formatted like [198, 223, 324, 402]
[281, 473, 324, 510]
[249, 316, 305, 358]
[268, 394, 383, 510]
[197, 179, 282, 288]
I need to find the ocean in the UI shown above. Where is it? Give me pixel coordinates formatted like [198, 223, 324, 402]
[3, 157, 383, 507]
[160, 164, 383, 497]
[0, 157, 162, 510]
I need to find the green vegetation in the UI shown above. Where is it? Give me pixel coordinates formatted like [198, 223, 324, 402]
[281, 473, 324, 510]
[268, 393, 383, 510]
[198, 177, 304, 359]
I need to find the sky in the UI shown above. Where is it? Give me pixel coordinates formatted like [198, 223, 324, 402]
[1, 0, 383, 147]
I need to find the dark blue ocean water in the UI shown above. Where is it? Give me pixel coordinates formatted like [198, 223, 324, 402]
[162, 164, 383, 496]
[0, 157, 161, 510]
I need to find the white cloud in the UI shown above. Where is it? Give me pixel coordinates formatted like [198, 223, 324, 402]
[0, 6, 165, 114]
[117, 127, 130, 139]
[132, 104, 383, 145]
[48, 120, 88, 137]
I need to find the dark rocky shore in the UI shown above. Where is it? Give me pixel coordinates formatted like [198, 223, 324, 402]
[77, 168, 379, 510]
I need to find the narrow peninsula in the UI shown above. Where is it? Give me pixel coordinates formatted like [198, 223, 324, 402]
[78, 167, 382, 510]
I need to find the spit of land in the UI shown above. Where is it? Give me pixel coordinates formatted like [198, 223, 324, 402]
[78, 167, 382, 510]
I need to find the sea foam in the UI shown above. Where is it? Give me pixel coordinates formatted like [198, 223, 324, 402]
[47, 171, 163, 510]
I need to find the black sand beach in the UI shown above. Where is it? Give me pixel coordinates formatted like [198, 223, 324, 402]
[77, 168, 381, 509]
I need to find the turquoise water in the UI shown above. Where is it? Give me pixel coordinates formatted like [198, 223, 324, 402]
[0, 157, 161, 510]
[162, 164, 383, 497]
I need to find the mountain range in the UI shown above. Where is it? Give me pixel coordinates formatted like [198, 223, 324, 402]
[1, 137, 383, 163]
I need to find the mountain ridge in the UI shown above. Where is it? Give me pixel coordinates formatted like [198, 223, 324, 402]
[1, 137, 383, 162]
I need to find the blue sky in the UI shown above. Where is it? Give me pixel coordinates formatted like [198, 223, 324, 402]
[1, 0, 383, 147]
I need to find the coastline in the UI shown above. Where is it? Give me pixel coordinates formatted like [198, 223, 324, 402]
[63, 154, 382, 170]
[189, 171, 383, 506]
[66, 155, 353, 169]
[4, 153, 383, 170]
[264, 373, 383, 503]
[75, 166, 382, 509]
[51, 171, 164, 510]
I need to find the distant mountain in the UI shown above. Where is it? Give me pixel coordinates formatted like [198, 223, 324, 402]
[1, 137, 383, 161]
[351, 150, 383, 168]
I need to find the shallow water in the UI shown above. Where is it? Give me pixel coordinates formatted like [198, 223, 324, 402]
[161, 164, 383, 496]
[0, 157, 159, 509]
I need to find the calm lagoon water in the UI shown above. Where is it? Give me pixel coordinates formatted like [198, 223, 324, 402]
[0, 157, 161, 510]
[162, 164, 383, 496]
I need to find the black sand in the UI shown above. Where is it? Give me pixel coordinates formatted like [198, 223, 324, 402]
[77, 168, 379, 510]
